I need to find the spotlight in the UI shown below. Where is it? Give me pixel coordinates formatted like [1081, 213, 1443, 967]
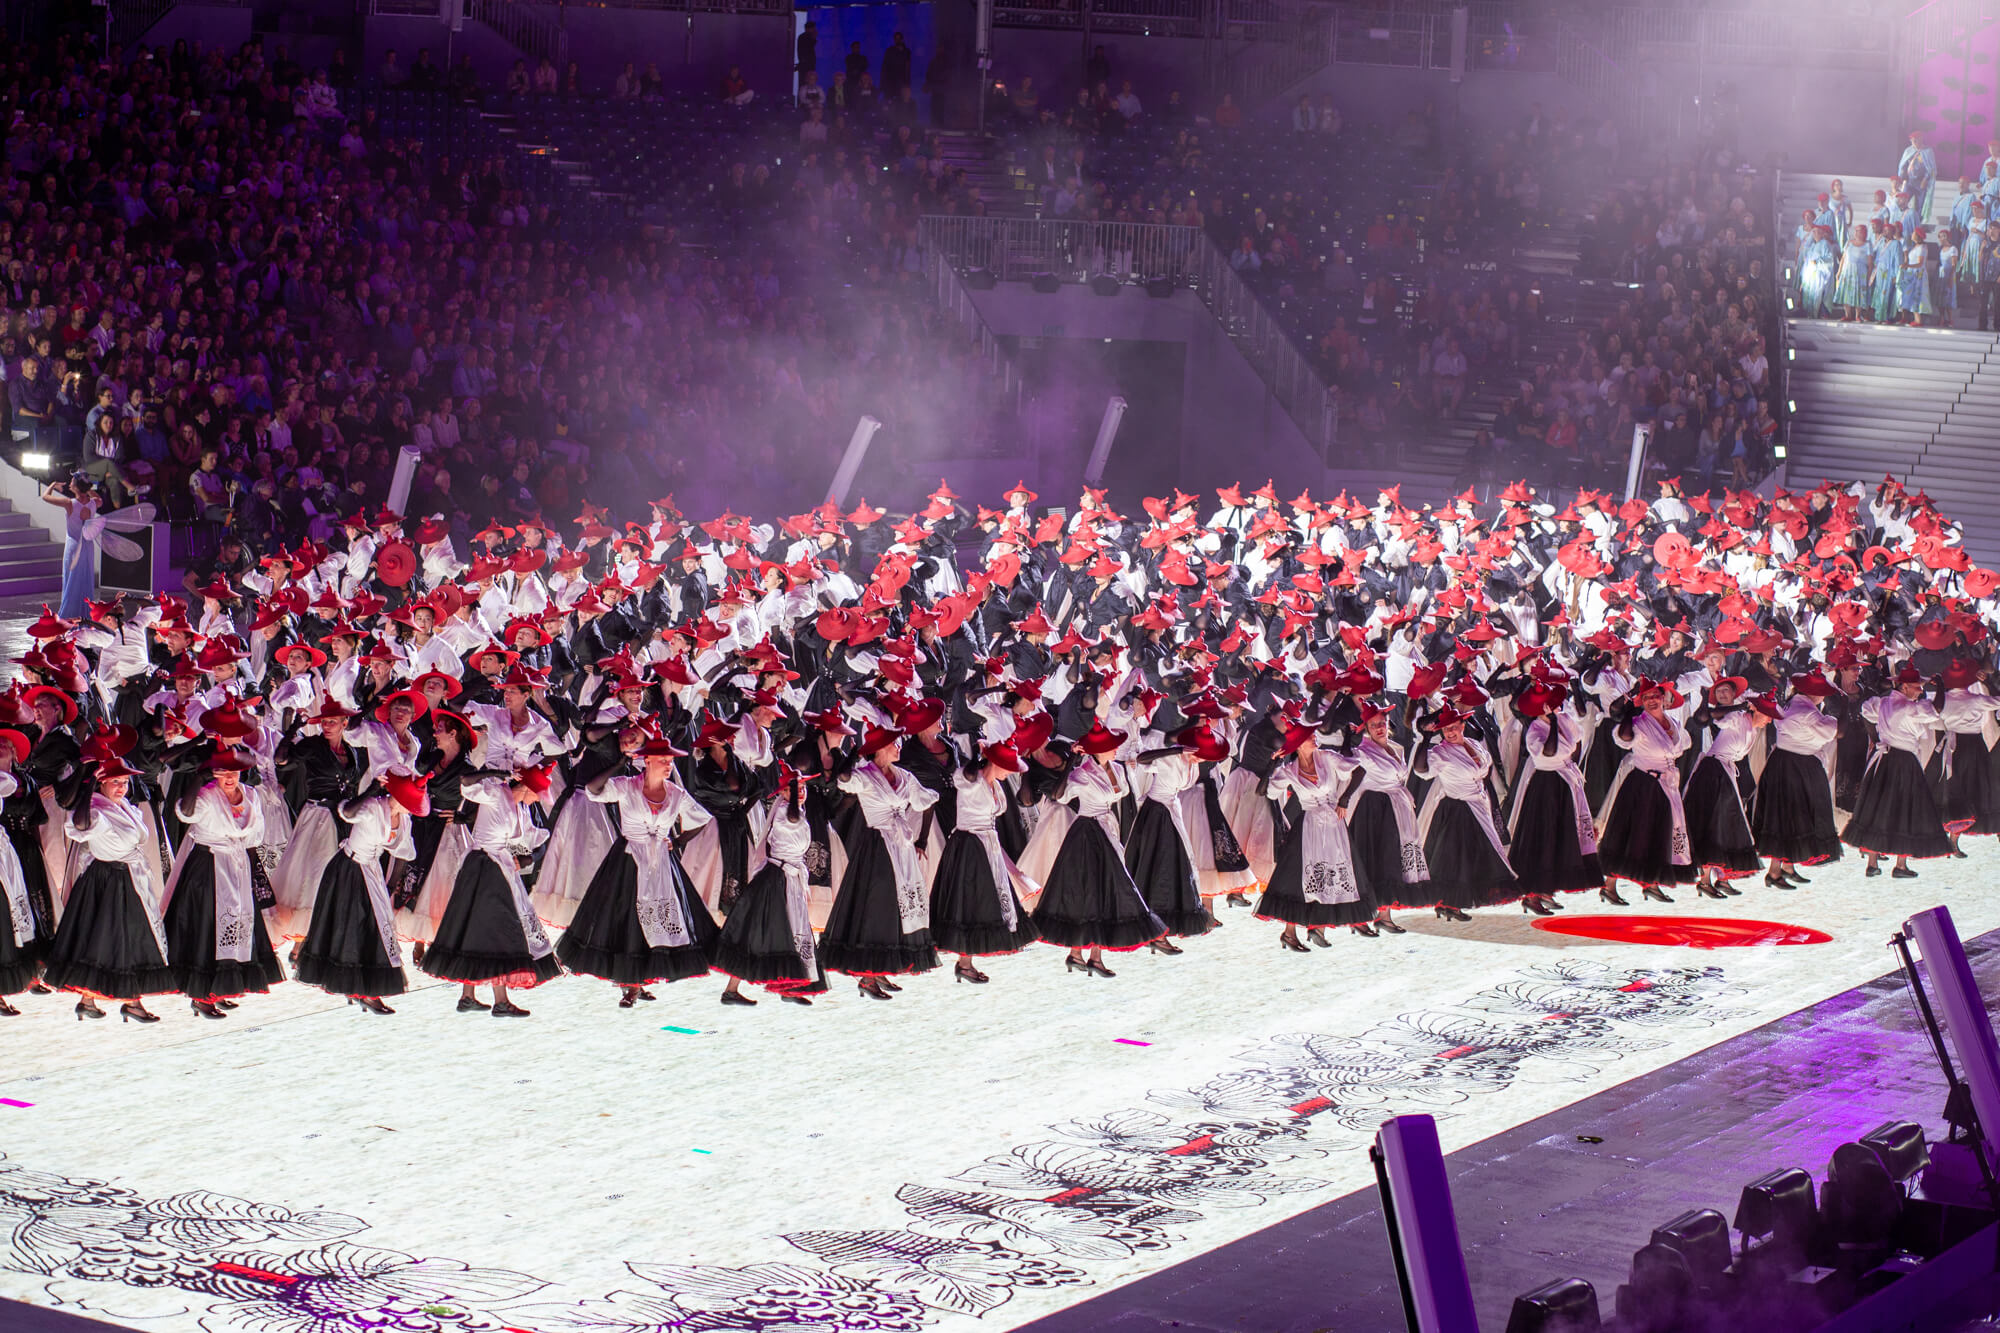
[1613, 1243, 1696, 1333]
[1859, 1121, 1929, 1185]
[1648, 1209, 1731, 1299]
[1734, 1166, 1820, 1265]
[1504, 1276, 1601, 1333]
[1030, 273, 1060, 294]
[1089, 274, 1121, 297]
[1821, 1140, 1906, 1262]
[964, 266, 997, 290]
[1145, 277, 1175, 298]
[19, 452, 48, 472]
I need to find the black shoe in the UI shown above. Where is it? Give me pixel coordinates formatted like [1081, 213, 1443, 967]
[456, 994, 490, 1013]
[1348, 922, 1377, 938]
[74, 1000, 105, 1021]
[619, 989, 639, 1009]
[859, 980, 892, 999]
[1641, 886, 1674, 903]
[1695, 883, 1727, 900]
[354, 996, 395, 1015]
[1279, 934, 1310, 953]
[1893, 865, 1919, 878]
[780, 993, 814, 1005]
[1307, 928, 1331, 947]
[1086, 958, 1116, 978]
[0, 998, 17, 1016]
[215, 998, 239, 1010]
[954, 963, 990, 984]
[879, 977, 903, 992]
[721, 990, 756, 1005]
[29, 981, 51, 995]
[1720, 882, 1743, 896]
[1374, 916, 1407, 934]
[1226, 893, 1250, 908]
[411, 941, 426, 965]
[1147, 938, 1183, 955]
[1523, 896, 1555, 916]
[638, 989, 658, 1001]
[1953, 847, 1970, 858]
[1066, 956, 1092, 975]
[1435, 905, 1472, 922]
[191, 1000, 227, 1020]
[119, 1003, 160, 1024]
[490, 1000, 531, 1017]
[1866, 864, 1883, 877]
[1600, 886, 1628, 906]
[1782, 868, 1810, 885]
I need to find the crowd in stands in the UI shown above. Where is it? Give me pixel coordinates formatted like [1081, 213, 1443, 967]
[0, 27, 1026, 579]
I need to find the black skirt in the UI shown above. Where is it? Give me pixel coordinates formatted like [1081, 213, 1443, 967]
[391, 813, 450, 911]
[6, 823, 55, 947]
[1930, 735, 2000, 835]
[421, 851, 565, 986]
[164, 846, 285, 1000]
[928, 830, 1040, 956]
[1681, 756, 1763, 877]
[1507, 771, 1605, 895]
[818, 824, 941, 977]
[295, 852, 408, 997]
[1598, 772, 1699, 887]
[1424, 798, 1520, 909]
[1124, 800, 1215, 938]
[1583, 721, 1625, 812]
[712, 860, 828, 991]
[1198, 774, 1251, 872]
[1031, 814, 1166, 950]
[555, 839, 717, 985]
[1753, 749, 1844, 865]
[1255, 817, 1376, 927]
[0, 879, 41, 995]
[1843, 749, 1954, 859]
[40, 860, 176, 998]
[1351, 789, 1433, 909]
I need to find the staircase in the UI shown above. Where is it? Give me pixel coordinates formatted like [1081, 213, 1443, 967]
[934, 130, 1036, 216]
[1777, 172, 1963, 236]
[1782, 317, 2000, 559]
[0, 498, 69, 599]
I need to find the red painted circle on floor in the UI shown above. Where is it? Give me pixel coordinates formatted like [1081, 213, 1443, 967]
[1530, 915, 1832, 949]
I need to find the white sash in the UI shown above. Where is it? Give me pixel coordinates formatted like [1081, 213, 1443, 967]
[626, 832, 694, 951]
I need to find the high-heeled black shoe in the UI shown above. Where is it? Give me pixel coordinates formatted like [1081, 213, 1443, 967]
[1374, 916, 1407, 935]
[0, 997, 17, 1016]
[1893, 865, 1919, 879]
[1279, 934, 1310, 953]
[1695, 882, 1727, 899]
[215, 998, 239, 1010]
[1435, 905, 1471, 922]
[456, 994, 490, 1012]
[1720, 882, 1743, 895]
[1782, 868, 1810, 885]
[191, 999, 227, 1020]
[1147, 938, 1183, 956]
[1349, 922, 1377, 938]
[1225, 892, 1250, 908]
[721, 990, 756, 1005]
[1085, 958, 1116, 978]
[120, 1003, 160, 1024]
[29, 981, 51, 995]
[858, 979, 892, 999]
[780, 993, 814, 1005]
[637, 989, 658, 1001]
[619, 989, 639, 1009]
[1066, 955, 1092, 975]
[354, 996, 395, 1015]
[1599, 886, 1628, 906]
[1866, 863, 1883, 877]
[954, 962, 989, 984]
[1641, 886, 1674, 904]
[75, 999, 105, 1021]
[490, 999, 530, 1017]
[1522, 896, 1554, 916]
[879, 977, 903, 992]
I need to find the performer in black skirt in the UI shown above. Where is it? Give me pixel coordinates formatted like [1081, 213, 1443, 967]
[717, 765, 829, 1005]
[0, 746, 40, 1012]
[1596, 680, 1696, 902]
[1927, 660, 2000, 853]
[294, 769, 427, 1012]
[928, 741, 1041, 982]
[1678, 677, 1764, 899]
[1343, 702, 1422, 932]
[1028, 721, 1166, 975]
[558, 733, 719, 1007]
[1844, 664, 1953, 876]
[1754, 673, 1843, 885]
[41, 757, 173, 1021]
[1255, 720, 1374, 948]
[820, 725, 942, 999]
[1504, 679, 1601, 913]
[421, 763, 563, 1017]
[164, 750, 283, 1018]
[1413, 707, 1516, 919]
[1124, 725, 1220, 953]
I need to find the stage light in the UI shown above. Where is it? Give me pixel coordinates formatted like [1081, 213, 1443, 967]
[1822, 1140, 1906, 1261]
[1031, 273, 1060, 293]
[1648, 1209, 1731, 1298]
[1860, 1121, 1929, 1185]
[1613, 1243, 1697, 1333]
[1090, 274, 1121, 297]
[1788, 347, 1795, 360]
[1775, 445, 1787, 460]
[964, 267, 997, 290]
[1734, 1166, 1819, 1262]
[19, 452, 48, 471]
[1789, 400, 1797, 412]
[1504, 1276, 1601, 1332]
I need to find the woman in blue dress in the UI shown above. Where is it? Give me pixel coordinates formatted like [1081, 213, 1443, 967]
[1833, 224, 1873, 321]
[41, 476, 98, 621]
[1938, 227, 1962, 324]
[1962, 205, 1988, 308]
[1799, 225, 1838, 319]
[1873, 221, 1904, 323]
[1828, 179, 1854, 241]
[1902, 225, 1938, 325]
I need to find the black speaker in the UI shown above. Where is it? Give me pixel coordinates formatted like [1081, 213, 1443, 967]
[1145, 277, 1175, 298]
[1089, 274, 1121, 296]
[98, 520, 162, 594]
[1030, 272, 1060, 293]
[963, 266, 997, 290]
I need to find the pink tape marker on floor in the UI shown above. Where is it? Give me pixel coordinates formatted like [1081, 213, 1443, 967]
[0, 1099, 32, 1108]
[1114, 1039, 1151, 1047]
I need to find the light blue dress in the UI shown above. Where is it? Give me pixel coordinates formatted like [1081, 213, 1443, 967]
[58, 498, 95, 620]
[1873, 236, 1903, 320]
[1833, 241, 1872, 309]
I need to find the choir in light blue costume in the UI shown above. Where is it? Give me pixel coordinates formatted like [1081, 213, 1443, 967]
[1900, 226, 1937, 323]
[1938, 228, 1961, 321]
[1832, 225, 1874, 319]
[1962, 205, 1988, 293]
[1827, 180, 1854, 242]
[1799, 226, 1838, 319]
[1870, 188, 1895, 227]
[1901, 130, 1938, 222]
[1873, 222, 1904, 323]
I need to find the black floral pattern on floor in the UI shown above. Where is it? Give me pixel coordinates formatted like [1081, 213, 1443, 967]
[0, 960, 1744, 1332]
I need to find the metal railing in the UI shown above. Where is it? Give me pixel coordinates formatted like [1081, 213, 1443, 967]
[513, 0, 789, 12]
[1555, 21, 1636, 128]
[470, 0, 568, 68]
[1770, 165, 1793, 480]
[1597, 6, 1888, 59]
[918, 216, 1341, 468]
[925, 248, 1024, 415]
[1217, 0, 1333, 102]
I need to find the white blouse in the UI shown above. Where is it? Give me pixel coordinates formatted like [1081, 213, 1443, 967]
[589, 774, 712, 949]
[177, 782, 267, 964]
[70, 794, 166, 959]
[462, 776, 555, 958]
[839, 761, 940, 932]
[1862, 692, 1941, 756]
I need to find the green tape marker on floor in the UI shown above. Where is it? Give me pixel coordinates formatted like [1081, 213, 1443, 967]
[661, 1025, 701, 1034]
